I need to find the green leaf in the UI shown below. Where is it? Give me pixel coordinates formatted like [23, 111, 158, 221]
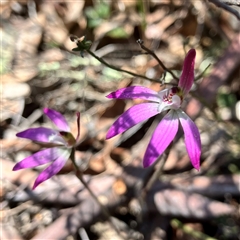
[96, 2, 110, 19]
[217, 92, 237, 108]
[102, 67, 123, 80]
[107, 27, 129, 38]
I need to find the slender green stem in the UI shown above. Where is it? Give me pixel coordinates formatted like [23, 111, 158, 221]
[71, 150, 125, 238]
[137, 40, 211, 83]
[195, 63, 211, 80]
[86, 49, 162, 83]
[72, 35, 209, 86]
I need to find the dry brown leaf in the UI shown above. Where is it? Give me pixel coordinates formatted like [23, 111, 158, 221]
[40, 2, 68, 45]
[171, 175, 240, 198]
[198, 33, 240, 108]
[1, 158, 38, 188]
[153, 189, 235, 219]
[0, 98, 25, 122]
[0, 224, 23, 240]
[2, 82, 30, 99]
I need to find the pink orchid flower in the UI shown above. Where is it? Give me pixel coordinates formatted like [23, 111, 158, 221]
[106, 49, 201, 170]
[13, 108, 80, 189]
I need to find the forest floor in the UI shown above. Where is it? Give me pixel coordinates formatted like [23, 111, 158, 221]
[1, 1, 240, 240]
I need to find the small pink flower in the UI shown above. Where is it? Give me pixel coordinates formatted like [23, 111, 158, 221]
[13, 108, 80, 189]
[106, 49, 201, 170]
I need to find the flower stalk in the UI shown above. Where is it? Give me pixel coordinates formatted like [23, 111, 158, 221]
[71, 151, 124, 238]
[137, 39, 178, 80]
[70, 35, 167, 83]
[86, 48, 163, 83]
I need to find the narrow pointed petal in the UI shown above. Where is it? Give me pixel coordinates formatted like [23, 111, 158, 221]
[143, 110, 179, 168]
[178, 49, 196, 95]
[44, 108, 70, 132]
[177, 110, 201, 170]
[16, 127, 65, 144]
[106, 102, 159, 139]
[106, 86, 160, 102]
[32, 148, 71, 189]
[12, 147, 62, 170]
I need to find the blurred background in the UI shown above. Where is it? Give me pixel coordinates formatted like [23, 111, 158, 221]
[1, 0, 240, 239]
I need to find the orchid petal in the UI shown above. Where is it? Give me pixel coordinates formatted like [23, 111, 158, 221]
[178, 49, 196, 95]
[44, 108, 70, 132]
[13, 147, 62, 170]
[143, 110, 179, 168]
[16, 127, 65, 145]
[106, 102, 159, 139]
[177, 110, 201, 170]
[106, 86, 160, 102]
[32, 148, 71, 189]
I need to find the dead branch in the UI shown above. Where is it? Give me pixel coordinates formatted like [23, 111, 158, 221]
[208, 0, 240, 20]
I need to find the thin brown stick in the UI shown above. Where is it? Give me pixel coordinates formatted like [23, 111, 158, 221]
[137, 39, 179, 80]
[86, 49, 163, 83]
[208, 0, 240, 20]
[216, 0, 240, 6]
[71, 152, 126, 239]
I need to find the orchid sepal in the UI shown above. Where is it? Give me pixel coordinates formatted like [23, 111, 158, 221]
[178, 49, 196, 96]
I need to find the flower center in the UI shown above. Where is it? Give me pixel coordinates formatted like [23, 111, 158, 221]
[162, 87, 180, 104]
[59, 131, 76, 147]
[158, 87, 182, 112]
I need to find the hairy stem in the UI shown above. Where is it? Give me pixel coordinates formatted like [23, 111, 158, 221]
[137, 39, 179, 80]
[71, 150, 125, 239]
[86, 49, 163, 83]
